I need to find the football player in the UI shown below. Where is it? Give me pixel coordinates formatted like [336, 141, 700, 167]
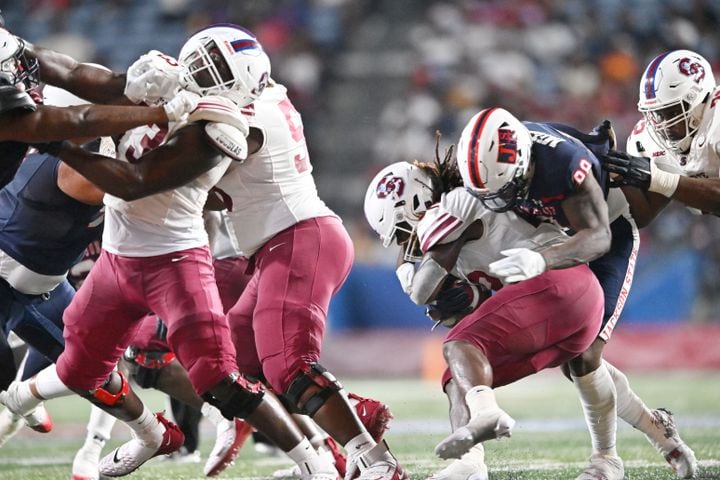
[459, 107, 696, 479]
[603, 50, 720, 218]
[123, 27, 407, 480]
[0, 25, 339, 479]
[364, 152, 605, 480]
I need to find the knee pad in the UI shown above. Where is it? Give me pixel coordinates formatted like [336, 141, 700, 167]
[91, 371, 129, 407]
[123, 347, 176, 389]
[282, 362, 342, 416]
[202, 372, 265, 420]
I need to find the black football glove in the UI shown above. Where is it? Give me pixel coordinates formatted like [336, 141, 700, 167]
[601, 150, 651, 189]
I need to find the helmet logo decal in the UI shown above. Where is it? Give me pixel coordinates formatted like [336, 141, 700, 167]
[677, 57, 706, 84]
[497, 127, 517, 164]
[230, 39, 257, 52]
[375, 173, 405, 199]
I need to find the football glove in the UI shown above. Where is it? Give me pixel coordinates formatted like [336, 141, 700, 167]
[488, 248, 546, 284]
[601, 150, 651, 189]
[434, 277, 483, 316]
[125, 50, 182, 105]
[601, 150, 679, 197]
[395, 262, 415, 295]
[162, 90, 200, 123]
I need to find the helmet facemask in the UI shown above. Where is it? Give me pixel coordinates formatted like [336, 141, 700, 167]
[179, 38, 236, 96]
[0, 36, 38, 90]
[642, 96, 706, 154]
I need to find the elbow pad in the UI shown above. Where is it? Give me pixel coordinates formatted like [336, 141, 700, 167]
[409, 256, 448, 305]
[205, 122, 248, 162]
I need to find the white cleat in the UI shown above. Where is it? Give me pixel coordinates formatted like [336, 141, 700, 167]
[0, 383, 52, 433]
[428, 445, 488, 480]
[434, 408, 515, 460]
[98, 413, 183, 477]
[72, 437, 104, 480]
[575, 454, 624, 480]
[273, 465, 300, 478]
[0, 407, 25, 447]
[648, 408, 698, 479]
[204, 418, 252, 476]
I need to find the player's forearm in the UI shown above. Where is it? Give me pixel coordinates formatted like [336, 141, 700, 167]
[36, 104, 168, 141]
[541, 227, 610, 270]
[28, 44, 127, 104]
[671, 177, 720, 214]
[55, 146, 158, 201]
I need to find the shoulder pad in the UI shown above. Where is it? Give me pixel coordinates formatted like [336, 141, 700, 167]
[204, 122, 248, 162]
[0, 85, 36, 115]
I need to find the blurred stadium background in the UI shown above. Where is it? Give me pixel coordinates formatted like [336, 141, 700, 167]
[0, 1, 719, 478]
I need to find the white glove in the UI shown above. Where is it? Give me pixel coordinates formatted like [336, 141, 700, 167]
[188, 96, 249, 136]
[488, 248, 546, 284]
[125, 50, 183, 105]
[162, 90, 200, 123]
[395, 262, 415, 295]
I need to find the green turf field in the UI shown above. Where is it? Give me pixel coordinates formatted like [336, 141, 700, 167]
[1, 370, 718, 479]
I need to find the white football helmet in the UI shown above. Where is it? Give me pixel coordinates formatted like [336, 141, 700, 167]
[0, 27, 38, 89]
[638, 50, 716, 154]
[364, 162, 435, 260]
[456, 107, 533, 212]
[178, 24, 271, 107]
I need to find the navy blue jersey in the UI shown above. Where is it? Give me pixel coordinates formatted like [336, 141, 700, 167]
[0, 153, 103, 275]
[515, 122, 607, 226]
[0, 84, 37, 189]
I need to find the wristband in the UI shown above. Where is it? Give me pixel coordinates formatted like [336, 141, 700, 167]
[648, 163, 680, 198]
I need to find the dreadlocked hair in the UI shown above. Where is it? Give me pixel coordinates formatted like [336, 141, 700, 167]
[414, 131, 464, 203]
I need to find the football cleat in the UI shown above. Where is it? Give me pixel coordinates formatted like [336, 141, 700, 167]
[98, 413, 183, 477]
[348, 392, 393, 442]
[72, 436, 105, 480]
[434, 408, 515, 459]
[24, 403, 53, 433]
[204, 418, 253, 476]
[0, 382, 51, 433]
[428, 445, 487, 480]
[322, 436, 347, 478]
[0, 408, 25, 447]
[575, 453, 624, 480]
[347, 441, 408, 480]
[647, 408, 698, 479]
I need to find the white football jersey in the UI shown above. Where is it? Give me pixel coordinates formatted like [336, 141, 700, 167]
[103, 122, 232, 257]
[627, 85, 720, 179]
[215, 83, 336, 257]
[416, 188, 568, 289]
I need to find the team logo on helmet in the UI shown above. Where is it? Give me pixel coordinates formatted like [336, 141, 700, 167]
[678, 57, 706, 84]
[497, 127, 518, 164]
[375, 173, 405, 199]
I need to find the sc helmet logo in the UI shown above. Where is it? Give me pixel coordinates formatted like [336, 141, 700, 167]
[375, 173, 405, 200]
[677, 57, 706, 84]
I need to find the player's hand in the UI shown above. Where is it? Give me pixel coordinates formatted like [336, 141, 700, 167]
[488, 248, 546, 284]
[395, 262, 415, 295]
[188, 96, 249, 136]
[434, 277, 485, 315]
[162, 90, 200, 123]
[600, 150, 651, 189]
[125, 50, 182, 105]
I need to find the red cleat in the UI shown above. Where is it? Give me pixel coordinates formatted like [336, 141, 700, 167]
[348, 393, 393, 442]
[204, 418, 253, 476]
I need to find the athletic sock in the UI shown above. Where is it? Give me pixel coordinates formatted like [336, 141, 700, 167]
[572, 364, 618, 457]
